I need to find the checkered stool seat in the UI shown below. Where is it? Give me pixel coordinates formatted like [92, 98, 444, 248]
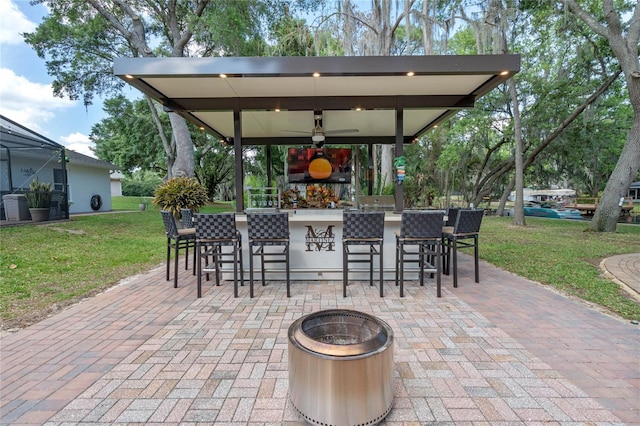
[247, 212, 291, 298]
[395, 210, 445, 297]
[342, 211, 385, 297]
[193, 213, 244, 298]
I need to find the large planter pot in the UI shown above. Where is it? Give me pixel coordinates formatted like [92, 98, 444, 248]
[29, 208, 50, 222]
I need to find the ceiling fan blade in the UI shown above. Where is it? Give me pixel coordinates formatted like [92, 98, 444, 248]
[282, 129, 312, 135]
[324, 129, 360, 135]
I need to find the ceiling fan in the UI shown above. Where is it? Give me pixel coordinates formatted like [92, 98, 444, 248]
[283, 111, 359, 146]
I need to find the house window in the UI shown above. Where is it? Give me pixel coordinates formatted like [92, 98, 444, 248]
[53, 169, 65, 191]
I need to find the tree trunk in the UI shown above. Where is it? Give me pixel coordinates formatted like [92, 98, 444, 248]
[363, 0, 399, 194]
[168, 113, 195, 178]
[586, 24, 640, 231]
[421, 0, 433, 55]
[380, 145, 393, 192]
[588, 118, 640, 231]
[562, 0, 640, 232]
[497, 180, 514, 217]
[508, 77, 526, 225]
[341, 0, 355, 56]
[145, 96, 175, 178]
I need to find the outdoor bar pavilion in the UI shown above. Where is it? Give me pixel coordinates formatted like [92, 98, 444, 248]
[114, 55, 520, 213]
[115, 55, 520, 281]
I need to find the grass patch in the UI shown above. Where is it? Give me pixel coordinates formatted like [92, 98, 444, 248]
[0, 198, 232, 330]
[1, 199, 638, 330]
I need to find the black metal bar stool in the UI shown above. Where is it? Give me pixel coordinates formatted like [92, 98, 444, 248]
[192, 213, 244, 298]
[442, 208, 484, 288]
[247, 212, 291, 298]
[342, 211, 385, 297]
[395, 210, 445, 297]
[160, 210, 196, 288]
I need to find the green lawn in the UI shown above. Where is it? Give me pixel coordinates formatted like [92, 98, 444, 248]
[0, 198, 638, 330]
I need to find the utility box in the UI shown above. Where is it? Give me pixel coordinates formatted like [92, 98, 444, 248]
[2, 194, 31, 221]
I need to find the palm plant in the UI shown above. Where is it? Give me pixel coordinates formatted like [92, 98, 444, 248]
[24, 176, 52, 208]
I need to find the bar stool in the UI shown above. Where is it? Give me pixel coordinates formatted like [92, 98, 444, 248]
[192, 213, 244, 298]
[247, 212, 291, 298]
[180, 208, 194, 228]
[160, 210, 196, 288]
[342, 211, 385, 297]
[442, 208, 484, 288]
[395, 210, 445, 297]
[443, 207, 460, 234]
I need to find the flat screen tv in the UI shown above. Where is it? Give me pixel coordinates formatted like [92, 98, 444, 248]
[287, 147, 352, 184]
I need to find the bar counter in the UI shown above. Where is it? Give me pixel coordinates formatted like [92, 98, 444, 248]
[233, 209, 411, 282]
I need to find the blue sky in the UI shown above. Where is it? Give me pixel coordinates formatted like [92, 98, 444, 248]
[0, 0, 105, 157]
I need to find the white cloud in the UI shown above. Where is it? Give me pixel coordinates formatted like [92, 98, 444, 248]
[0, 68, 76, 134]
[60, 132, 96, 158]
[0, 0, 36, 44]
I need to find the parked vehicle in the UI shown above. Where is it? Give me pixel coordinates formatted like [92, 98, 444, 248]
[523, 201, 583, 219]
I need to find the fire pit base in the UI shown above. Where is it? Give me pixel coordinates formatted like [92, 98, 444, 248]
[288, 309, 394, 426]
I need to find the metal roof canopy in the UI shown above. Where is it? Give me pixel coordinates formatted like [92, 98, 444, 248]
[1, 115, 64, 151]
[114, 55, 520, 211]
[114, 55, 520, 145]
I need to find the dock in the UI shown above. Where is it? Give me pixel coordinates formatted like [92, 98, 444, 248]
[572, 197, 635, 216]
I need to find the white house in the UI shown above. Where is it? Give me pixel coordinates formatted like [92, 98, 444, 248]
[628, 181, 640, 202]
[1, 115, 118, 220]
[110, 171, 124, 197]
[66, 150, 116, 213]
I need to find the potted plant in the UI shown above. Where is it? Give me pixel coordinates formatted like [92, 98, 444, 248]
[152, 177, 208, 223]
[24, 176, 52, 222]
[139, 197, 150, 211]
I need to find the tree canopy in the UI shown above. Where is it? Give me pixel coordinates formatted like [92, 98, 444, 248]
[25, 0, 640, 231]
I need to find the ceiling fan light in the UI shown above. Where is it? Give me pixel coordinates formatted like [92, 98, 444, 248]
[312, 134, 325, 142]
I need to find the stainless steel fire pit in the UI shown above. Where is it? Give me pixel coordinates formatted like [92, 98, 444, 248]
[288, 309, 394, 426]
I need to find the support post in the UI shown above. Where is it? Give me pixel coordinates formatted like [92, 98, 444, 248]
[395, 108, 404, 213]
[234, 110, 244, 212]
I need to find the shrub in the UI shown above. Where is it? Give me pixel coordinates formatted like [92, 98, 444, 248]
[152, 177, 208, 217]
[122, 178, 161, 197]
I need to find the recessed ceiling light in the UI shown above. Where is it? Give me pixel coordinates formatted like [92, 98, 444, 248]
[500, 71, 509, 76]
[355, 107, 362, 111]
[406, 71, 415, 77]
[433, 124, 438, 128]
[219, 73, 227, 78]
[199, 126, 205, 131]
[313, 72, 320, 77]
[274, 109, 281, 112]
[125, 74, 134, 79]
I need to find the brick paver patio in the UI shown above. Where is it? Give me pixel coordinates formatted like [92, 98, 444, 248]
[1, 254, 638, 425]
